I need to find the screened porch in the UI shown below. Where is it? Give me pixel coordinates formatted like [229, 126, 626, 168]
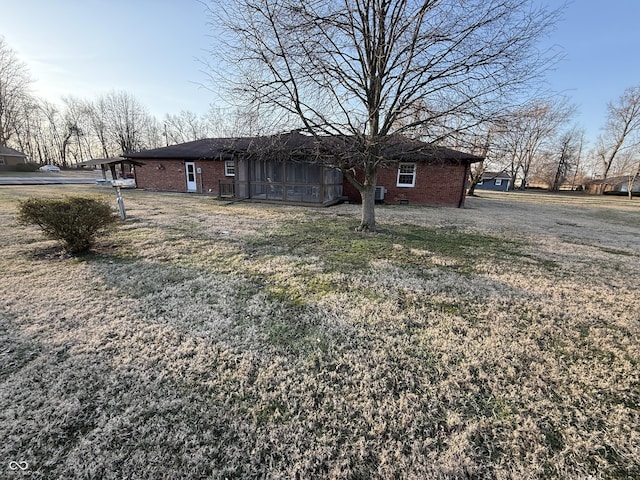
[234, 158, 343, 205]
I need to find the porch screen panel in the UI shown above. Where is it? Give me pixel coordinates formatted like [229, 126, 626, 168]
[237, 159, 247, 181]
[286, 162, 321, 184]
[236, 158, 248, 198]
[247, 159, 341, 203]
[303, 186, 321, 202]
[286, 185, 320, 202]
[323, 167, 343, 203]
[250, 159, 283, 200]
[284, 162, 322, 202]
[251, 159, 282, 183]
[286, 162, 304, 184]
[250, 182, 284, 200]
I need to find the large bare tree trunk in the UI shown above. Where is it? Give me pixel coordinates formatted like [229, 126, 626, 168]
[345, 163, 378, 232]
[629, 165, 640, 200]
[359, 184, 376, 232]
[467, 159, 486, 196]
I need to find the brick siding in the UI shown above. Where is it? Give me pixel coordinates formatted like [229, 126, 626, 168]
[137, 158, 470, 207]
[135, 159, 231, 194]
[343, 162, 470, 207]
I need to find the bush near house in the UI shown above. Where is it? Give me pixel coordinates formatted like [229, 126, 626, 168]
[13, 162, 41, 172]
[17, 196, 118, 253]
[0, 162, 40, 172]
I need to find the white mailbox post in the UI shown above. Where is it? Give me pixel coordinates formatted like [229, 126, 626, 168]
[112, 180, 128, 220]
[75, 158, 142, 220]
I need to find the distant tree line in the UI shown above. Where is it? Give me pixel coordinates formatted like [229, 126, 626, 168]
[466, 83, 640, 195]
[466, 98, 586, 194]
[0, 36, 260, 167]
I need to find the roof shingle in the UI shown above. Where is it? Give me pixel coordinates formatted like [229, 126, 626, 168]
[123, 132, 483, 164]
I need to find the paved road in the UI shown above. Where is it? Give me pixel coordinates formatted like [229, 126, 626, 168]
[0, 176, 98, 185]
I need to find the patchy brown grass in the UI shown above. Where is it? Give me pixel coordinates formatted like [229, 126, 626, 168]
[1, 185, 639, 479]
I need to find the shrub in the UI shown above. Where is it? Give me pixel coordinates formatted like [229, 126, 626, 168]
[12, 162, 41, 172]
[17, 196, 118, 253]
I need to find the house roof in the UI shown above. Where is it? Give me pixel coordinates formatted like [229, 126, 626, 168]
[77, 158, 145, 167]
[481, 171, 511, 179]
[0, 146, 27, 157]
[368, 135, 483, 163]
[589, 175, 640, 186]
[124, 132, 483, 164]
[123, 138, 242, 161]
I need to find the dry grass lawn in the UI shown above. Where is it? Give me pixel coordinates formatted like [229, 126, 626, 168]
[1, 186, 639, 479]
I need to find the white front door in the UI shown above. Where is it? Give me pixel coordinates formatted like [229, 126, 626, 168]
[185, 162, 197, 192]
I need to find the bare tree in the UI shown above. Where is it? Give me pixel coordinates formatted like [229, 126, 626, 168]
[594, 85, 640, 180]
[0, 36, 33, 146]
[1, 38, 162, 163]
[10, 97, 39, 161]
[205, 103, 290, 138]
[467, 160, 487, 197]
[38, 100, 75, 167]
[61, 96, 97, 163]
[142, 115, 165, 150]
[626, 159, 640, 200]
[101, 91, 152, 155]
[10, 98, 69, 166]
[14, 95, 117, 166]
[550, 127, 583, 191]
[207, 0, 562, 231]
[496, 98, 575, 190]
[465, 127, 494, 196]
[163, 110, 211, 144]
[86, 97, 116, 158]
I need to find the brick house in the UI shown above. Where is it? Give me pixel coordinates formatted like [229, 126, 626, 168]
[126, 135, 345, 205]
[125, 132, 481, 207]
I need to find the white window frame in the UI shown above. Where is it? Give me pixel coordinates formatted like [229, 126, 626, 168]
[495, 178, 502, 186]
[477, 179, 484, 185]
[224, 160, 235, 177]
[396, 162, 416, 187]
[0, 157, 5, 165]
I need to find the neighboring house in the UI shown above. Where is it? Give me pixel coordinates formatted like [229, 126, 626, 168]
[473, 171, 512, 191]
[614, 178, 640, 195]
[586, 176, 640, 195]
[0, 146, 28, 168]
[125, 132, 482, 207]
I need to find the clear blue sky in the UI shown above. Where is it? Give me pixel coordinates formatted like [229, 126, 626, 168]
[1, 0, 215, 118]
[2, 0, 640, 147]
